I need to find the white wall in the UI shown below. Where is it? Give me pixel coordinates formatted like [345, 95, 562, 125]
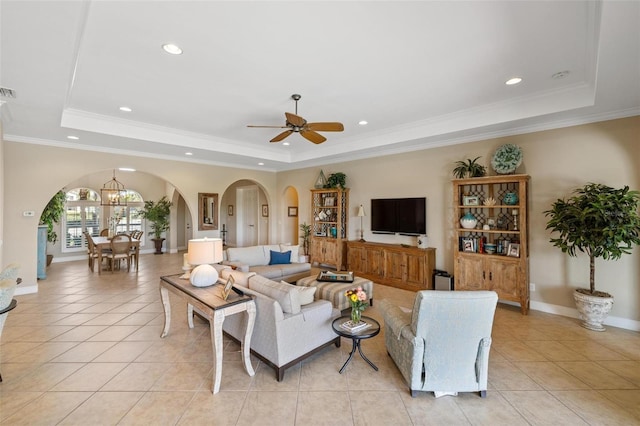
[2, 143, 277, 292]
[277, 117, 640, 324]
[2, 116, 639, 326]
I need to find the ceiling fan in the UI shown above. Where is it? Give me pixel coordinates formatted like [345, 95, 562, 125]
[247, 94, 344, 144]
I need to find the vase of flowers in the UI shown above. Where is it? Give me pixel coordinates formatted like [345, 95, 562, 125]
[345, 286, 368, 324]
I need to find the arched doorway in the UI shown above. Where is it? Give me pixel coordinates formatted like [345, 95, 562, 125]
[220, 180, 269, 247]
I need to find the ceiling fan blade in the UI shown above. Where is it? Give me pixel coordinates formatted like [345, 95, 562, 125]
[300, 129, 326, 144]
[270, 130, 293, 142]
[247, 125, 289, 128]
[285, 112, 306, 127]
[306, 122, 344, 132]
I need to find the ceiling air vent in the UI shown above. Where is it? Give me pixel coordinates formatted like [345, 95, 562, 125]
[0, 87, 16, 98]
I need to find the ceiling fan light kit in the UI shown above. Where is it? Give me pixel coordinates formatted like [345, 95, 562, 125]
[248, 94, 344, 144]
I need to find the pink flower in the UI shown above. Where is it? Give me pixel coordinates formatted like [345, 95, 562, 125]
[357, 290, 367, 301]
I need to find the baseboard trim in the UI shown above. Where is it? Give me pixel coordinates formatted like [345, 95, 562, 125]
[499, 299, 640, 332]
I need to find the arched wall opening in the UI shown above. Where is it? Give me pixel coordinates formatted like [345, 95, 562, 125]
[220, 179, 270, 247]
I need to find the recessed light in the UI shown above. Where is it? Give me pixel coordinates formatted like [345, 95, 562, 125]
[358, 120, 368, 125]
[505, 77, 522, 85]
[118, 167, 136, 172]
[258, 162, 264, 166]
[552, 70, 570, 79]
[282, 142, 290, 146]
[162, 43, 183, 55]
[67, 135, 79, 140]
[185, 152, 193, 156]
[119, 106, 132, 112]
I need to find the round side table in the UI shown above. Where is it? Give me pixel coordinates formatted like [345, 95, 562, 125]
[331, 315, 380, 374]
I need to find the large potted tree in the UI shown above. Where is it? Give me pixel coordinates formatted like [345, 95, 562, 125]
[39, 190, 67, 266]
[544, 183, 640, 331]
[139, 196, 173, 254]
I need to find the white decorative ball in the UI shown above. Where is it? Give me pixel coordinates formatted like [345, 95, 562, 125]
[190, 264, 219, 287]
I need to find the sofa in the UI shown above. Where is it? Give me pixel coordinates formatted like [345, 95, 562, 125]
[220, 269, 341, 381]
[223, 244, 311, 282]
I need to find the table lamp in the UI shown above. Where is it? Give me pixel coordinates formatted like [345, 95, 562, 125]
[357, 205, 366, 242]
[187, 238, 223, 287]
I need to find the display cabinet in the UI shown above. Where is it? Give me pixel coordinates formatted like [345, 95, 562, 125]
[452, 174, 530, 314]
[310, 188, 349, 269]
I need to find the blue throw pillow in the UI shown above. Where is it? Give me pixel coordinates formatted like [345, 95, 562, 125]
[269, 250, 291, 265]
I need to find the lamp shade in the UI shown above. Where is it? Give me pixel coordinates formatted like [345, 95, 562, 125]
[187, 238, 223, 265]
[187, 238, 223, 287]
[357, 205, 366, 217]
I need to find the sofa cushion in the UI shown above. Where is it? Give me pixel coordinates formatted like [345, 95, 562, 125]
[280, 244, 300, 263]
[249, 275, 301, 314]
[280, 280, 316, 305]
[220, 268, 256, 286]
[227, 246, 269, 266]
[269, 250, 291, 265]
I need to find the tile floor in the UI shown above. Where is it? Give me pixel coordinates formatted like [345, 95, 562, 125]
[1, 252, 639, 425]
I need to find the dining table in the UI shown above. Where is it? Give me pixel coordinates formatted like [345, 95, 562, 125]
[93, 236, 141, 274]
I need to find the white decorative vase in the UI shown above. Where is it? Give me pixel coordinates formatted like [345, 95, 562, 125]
[573, 290, 614, 332]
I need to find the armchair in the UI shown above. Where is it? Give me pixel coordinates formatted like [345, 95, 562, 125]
[380, 290, 498, 398]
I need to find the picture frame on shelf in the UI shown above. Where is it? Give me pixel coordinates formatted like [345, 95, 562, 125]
[507, 243, 520, 258]
[221, 275, 234, 301]
[288, 206, 298, 217]
[324, 196, 335, 207]
[227, 205, 233, 216]
[462, 195, 480, 206]
[462, 237, 475, 252]
[261, 204, 269, 217]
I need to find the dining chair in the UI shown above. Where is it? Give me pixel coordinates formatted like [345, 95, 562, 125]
[84, 232, 100, 272]
[106, 234, 132, 272]
[129, 231, 143, 270]
[99, 229, 109, 237]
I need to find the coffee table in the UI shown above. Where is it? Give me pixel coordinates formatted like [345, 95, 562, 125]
[159, 274, 256, 393]
[332, 315, 380, 374]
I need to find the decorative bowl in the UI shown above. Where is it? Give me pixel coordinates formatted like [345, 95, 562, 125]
[503, 192, 519, 205]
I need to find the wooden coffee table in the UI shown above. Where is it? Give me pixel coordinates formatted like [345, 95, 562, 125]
[159, 274, 256, 393]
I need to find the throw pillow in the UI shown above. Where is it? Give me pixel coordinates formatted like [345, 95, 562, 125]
[269, 250, 291, 265]
[279, 244, 300, 263]
[281, 281, 316, 305]
[249, 276, 301, 314]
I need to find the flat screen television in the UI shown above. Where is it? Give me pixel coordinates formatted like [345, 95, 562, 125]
[371, 197, 426, 235]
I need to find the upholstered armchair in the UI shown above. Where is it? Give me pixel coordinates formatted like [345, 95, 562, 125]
[380, 290, 498, 397]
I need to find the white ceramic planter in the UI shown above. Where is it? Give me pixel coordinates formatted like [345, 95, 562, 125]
[573, 290, 614, 331]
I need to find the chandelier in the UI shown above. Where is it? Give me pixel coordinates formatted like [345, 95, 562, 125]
[100, 170, 127, 206]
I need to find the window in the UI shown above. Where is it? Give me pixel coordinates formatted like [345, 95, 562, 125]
[63, 188, 101, 252]
[62, 188, 146, 253]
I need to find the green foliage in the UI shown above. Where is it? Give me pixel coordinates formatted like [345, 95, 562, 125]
[138, 196, 173, 239]
[544, 183, 640, 295]
[299, 222, 311, 255]
[39, 190, 66, 244]
[326, 172, 347, 188]
[453, 157, 487, 179]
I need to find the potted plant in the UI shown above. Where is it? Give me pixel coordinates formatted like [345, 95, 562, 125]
[544, 183, 640, 331]
[299, 222, 311, 261]
[453, 157, 487, 179]
[39, 190, 66, 265]
[138, 196, 173, 254]
[326, 172, 347, 189]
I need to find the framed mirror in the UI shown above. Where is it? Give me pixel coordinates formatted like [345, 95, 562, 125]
[198, 192, 219, 230]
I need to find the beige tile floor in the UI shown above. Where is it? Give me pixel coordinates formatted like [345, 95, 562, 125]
[1, 252, 639, 425]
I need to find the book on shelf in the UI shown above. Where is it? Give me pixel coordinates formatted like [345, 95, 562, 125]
[340, 320, 371, 332]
